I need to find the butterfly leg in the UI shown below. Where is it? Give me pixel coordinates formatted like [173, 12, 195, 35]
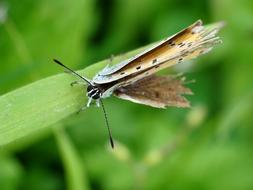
[110, 54, 114, 63]
[95, 99, 100, 107]
[70, 80, 86, 87]
[77, 98, 92, 114]
[77, 105, 88, 114]
[101, 55, 114, 71]
[86, 97, 93, 107]
[64, 70, 72, 74]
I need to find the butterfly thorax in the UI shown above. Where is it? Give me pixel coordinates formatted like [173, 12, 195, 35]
[87, 85, 102, 99]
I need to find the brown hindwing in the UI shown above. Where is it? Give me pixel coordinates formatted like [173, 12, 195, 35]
[114, 75, 193, 108]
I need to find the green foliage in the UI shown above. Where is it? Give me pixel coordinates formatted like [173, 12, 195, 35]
[1, 0, 253, 190]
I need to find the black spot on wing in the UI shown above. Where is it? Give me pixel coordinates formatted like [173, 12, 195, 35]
[188, 42, 192, 47]
[154, 91, 160, 98]
[168, 41, 175, 46]
[178, 42, 185, 48]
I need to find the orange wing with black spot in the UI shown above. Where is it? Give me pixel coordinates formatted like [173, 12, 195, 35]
[93, 20, 224, 85]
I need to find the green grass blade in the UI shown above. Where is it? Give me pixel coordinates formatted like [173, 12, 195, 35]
[54, 126, 89, 190]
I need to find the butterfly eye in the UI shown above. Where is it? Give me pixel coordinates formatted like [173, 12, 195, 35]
[91, 91, 100, 99]
[87, 84, 94, 92]
[87, 86, 101, 99]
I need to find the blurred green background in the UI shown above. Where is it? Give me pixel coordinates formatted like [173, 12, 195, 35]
[1, 0, 253, 189]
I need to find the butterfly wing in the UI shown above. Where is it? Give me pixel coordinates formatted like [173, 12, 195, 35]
[114, 75, 193, 108]
[117, 39, 217, 88]
[97, 33, 221, 99]
[93, 20, 224, 84]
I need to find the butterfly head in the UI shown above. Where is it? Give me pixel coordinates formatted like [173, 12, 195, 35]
[87, 85, 102, 99]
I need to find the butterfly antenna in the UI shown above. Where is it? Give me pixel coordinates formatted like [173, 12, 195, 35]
[53, 59, 91, 85]
[99, 99, 114, 148]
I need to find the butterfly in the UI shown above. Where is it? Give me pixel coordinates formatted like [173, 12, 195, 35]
[54, 19, 224, 148]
